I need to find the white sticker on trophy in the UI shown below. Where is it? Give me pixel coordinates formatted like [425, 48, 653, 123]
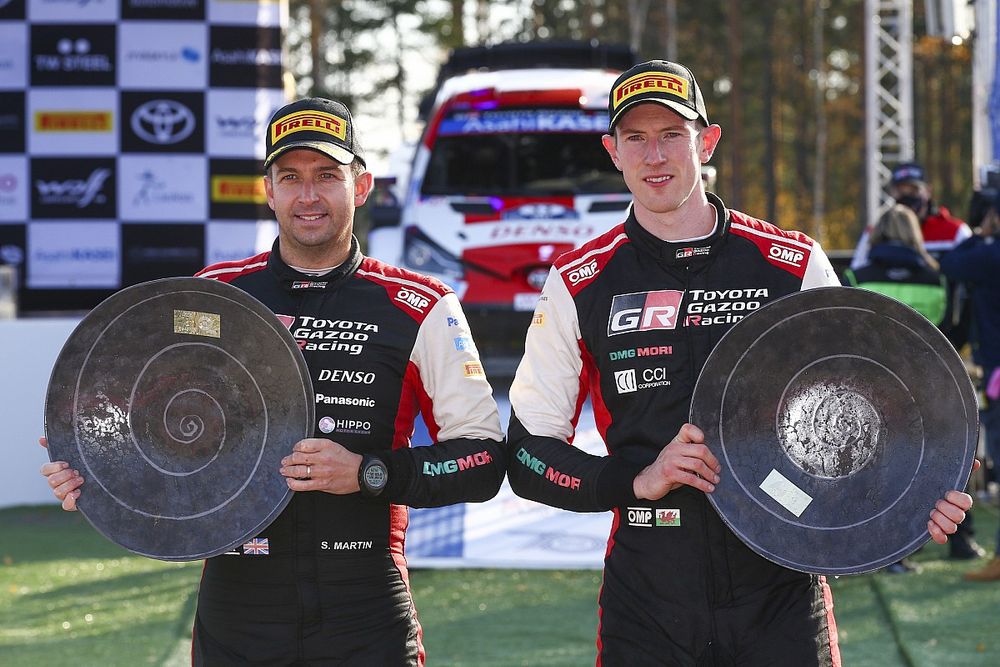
[759, 469, 813, 518]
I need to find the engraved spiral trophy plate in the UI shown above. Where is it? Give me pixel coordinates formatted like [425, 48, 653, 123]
[45, 277, 314, 561]
[690, 287, 978, 575]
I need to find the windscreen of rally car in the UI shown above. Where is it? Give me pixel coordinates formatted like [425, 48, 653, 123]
[420, 107, 628, 196]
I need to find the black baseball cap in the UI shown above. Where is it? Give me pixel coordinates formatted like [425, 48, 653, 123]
[890, 162, 926, 186]
[263, 97, 365, 170]
[608, 60, 709, 131]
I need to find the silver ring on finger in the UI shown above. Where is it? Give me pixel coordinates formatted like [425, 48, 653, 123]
[306, 465, 311, 477]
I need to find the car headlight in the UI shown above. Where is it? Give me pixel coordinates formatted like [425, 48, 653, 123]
[403, 228, 463, 278]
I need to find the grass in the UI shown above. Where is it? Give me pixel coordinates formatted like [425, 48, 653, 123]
[1, 504, 997, 666]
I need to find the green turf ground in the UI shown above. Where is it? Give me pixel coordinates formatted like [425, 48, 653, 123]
[1, 504, 997, 666]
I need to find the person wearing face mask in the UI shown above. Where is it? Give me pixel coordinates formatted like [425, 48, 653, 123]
[851, 162, 972, 269]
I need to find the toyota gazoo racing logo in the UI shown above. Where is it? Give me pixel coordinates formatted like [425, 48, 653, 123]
[394, 287, 431, 313]
[607, 290, 683, 336]
[767, 243, 805, 268]
[131, 100, 195, 144]
[565, 259, 599, 286]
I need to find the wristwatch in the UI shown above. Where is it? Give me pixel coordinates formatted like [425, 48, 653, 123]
[358, 454, 389, 497]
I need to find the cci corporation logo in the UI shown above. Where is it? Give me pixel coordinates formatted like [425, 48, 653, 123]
[614, 369, 637, 394]
[131, 100, 195, 145]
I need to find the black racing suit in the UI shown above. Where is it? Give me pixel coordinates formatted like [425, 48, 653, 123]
[191, 238, 505, 666]
[507, 195, 842, 666]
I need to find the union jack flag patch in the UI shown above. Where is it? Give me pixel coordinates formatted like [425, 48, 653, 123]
[243, 538, 269, 555]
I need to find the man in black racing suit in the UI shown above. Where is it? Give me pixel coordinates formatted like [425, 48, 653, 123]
[506, 60, 975, 666]
[41, 98, 506, 665]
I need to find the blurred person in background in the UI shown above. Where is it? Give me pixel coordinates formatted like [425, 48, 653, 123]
[942, 187, 1000, 582]
[844, 203, 983, 571]
[505, 59, 976, 666]
[851, 162, 972, 269]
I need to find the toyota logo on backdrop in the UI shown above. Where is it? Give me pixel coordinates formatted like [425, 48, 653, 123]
[131, 100, 195, 144]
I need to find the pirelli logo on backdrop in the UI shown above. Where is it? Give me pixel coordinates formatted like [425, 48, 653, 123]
[270, 110, 346, 143]
[211, 175, 266, 204]
[34, 111, 113, 132]
[613, 73, 689, 108]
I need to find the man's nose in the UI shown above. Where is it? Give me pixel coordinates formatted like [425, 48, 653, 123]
[299, 179, 320, 202]
[644, 139, 667, 164]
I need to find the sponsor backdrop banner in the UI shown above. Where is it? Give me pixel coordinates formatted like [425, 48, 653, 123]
[0, 0, 287, 312]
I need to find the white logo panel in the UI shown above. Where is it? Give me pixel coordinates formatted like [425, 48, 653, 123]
[0, 156, 28, 222]
[205, 220, 264, 264]
[119, 155, 207, 222]
[28, 88, 118, 155]
[208, 0, 283, 27]
[118, 22, 207, 90]
[207, 88, 285, 158]
[0, 23, 27, 90]
[28, 221, 119, 288]
[28, 0, 118, 22]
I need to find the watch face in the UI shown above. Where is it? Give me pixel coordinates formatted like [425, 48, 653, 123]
[363, 461, 388, 490]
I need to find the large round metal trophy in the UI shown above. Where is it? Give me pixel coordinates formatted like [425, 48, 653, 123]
[690, 287, 978, 575]
[45, 277, 314, 561]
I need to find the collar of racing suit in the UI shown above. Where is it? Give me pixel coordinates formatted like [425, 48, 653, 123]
[267, 235, 364, 291]
[624, 192, 731, 267]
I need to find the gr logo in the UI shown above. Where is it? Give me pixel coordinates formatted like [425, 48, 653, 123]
[607, 289, 683, 336]
[627, 507, 653, 527]
[614, 369, 637, 394]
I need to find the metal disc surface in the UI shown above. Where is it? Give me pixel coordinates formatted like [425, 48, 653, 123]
[45, 277, 314, 561]
[690, 287, 977, 575]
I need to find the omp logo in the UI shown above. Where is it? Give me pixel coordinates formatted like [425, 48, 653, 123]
[607, 290, 683, 336]
[613, 73, 689, 108]
[566, 259, 599, 286]
[627, 507, 653, 527]
[35, 168, 110, 207]
[211, 176, 265, 203]
[768, 243, 805, 268]
[395, 287, 430, 313]
[34, 111, 112, 132]
[270, 110, 346, 143]
[614, 369, 637, 394]
[131, 100, 195, 145]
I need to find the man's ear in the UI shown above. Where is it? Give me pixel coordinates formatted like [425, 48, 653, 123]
[602, 134, 621, 171]
[699, 124, 722, 163]
[354, 171, 374, 207]
[263, 172, 276, 212]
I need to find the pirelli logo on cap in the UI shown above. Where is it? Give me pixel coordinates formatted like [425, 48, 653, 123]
[34, 111, 113, 132]
[271, 110, 347, 143]
[613, 73, 689, 109]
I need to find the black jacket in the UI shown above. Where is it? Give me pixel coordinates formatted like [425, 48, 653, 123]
[191, 237, 505, 665]
[508, 196, 842, 665]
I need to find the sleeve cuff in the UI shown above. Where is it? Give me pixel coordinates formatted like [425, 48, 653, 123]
[595, 455, 645, 508]
[380, 449, 412, 501]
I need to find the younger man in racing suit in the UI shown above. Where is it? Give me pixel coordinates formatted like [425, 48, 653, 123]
[506, 60, 975, 666]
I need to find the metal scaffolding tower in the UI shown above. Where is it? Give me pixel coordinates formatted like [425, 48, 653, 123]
[865, 0, 914, 230]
